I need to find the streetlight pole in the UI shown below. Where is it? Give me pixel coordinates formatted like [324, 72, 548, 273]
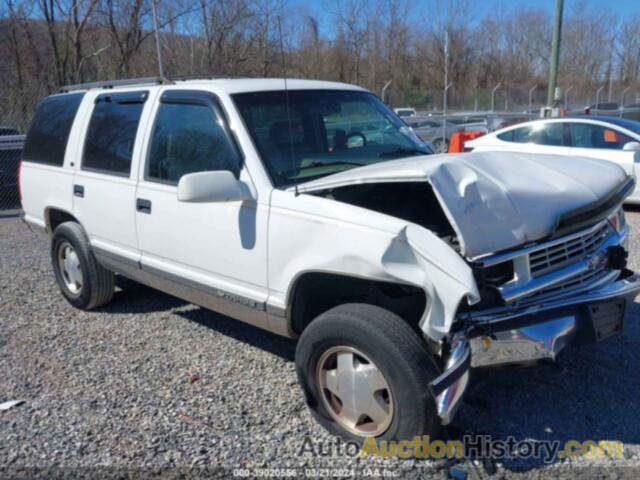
[546, 0, 564, 107]
[528, 84, 538, 119]
[564, 86, 573, 110]
[620, 86, 631, 118]
[491, 82, 501, 112]
[595, 85, 604, 115]
[381, 80, 392, 104]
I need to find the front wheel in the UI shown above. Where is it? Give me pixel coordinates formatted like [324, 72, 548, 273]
[295, 303, 441, 443]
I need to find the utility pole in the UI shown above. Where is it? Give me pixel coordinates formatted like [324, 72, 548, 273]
[442, 31, 449, 149]
[546, 0, 564, 107]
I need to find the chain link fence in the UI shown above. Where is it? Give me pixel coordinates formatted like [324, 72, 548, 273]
[0, 87, 41, 215]
[0, 135, 24, 215]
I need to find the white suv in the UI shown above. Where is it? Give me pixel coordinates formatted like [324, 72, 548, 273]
[20, 77, 640, 442]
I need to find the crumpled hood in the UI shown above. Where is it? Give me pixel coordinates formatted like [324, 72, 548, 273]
[295, 151, 631, 259]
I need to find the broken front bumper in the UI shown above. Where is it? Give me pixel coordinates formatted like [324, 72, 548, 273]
[429, 270, 640, 425]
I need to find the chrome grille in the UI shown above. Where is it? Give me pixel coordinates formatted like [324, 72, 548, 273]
[519, 263, 612, 305]
[529, 222, 613, 278]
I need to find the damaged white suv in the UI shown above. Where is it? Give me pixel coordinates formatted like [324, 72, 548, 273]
[21, 78, 640, 442]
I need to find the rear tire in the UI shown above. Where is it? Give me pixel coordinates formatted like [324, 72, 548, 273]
[433, 137, 449, 153]
[51, 221, 115, 310]
[295, 303, 441, 443]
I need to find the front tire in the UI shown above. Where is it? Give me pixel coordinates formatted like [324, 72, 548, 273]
[295, 303, 441, 443]
[51, 221, 115, 310]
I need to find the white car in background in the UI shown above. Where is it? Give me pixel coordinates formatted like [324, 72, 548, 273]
[466, 116, 640, 204]
[393, 107, 416, 118]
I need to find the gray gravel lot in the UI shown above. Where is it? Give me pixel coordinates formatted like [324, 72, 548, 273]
[2, 211, 640, 479]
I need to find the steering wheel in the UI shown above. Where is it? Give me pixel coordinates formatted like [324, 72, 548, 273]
[346, 132, 367, 148]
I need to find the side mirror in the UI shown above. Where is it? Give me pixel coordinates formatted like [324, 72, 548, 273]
[623, 141, 640, 152]
[177, 170, 249, 203]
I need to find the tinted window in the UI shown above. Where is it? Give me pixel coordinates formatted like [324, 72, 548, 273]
[569, 123, 634, 150]
[23, 93, 84, 166]
[82, 92, 146, 175]
[147, 99, 239, 183]
[496, 130, 514, 141]
[534, 123, 565, 146]
[502, 123, 565, 146]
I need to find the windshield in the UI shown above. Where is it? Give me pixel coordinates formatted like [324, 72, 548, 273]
[233, 90, 431, 188]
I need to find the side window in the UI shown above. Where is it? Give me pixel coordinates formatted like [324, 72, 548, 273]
[533, 123, 565, 146]
[146, 97, 240, 184]
[504, 124, 565, 146]
[23, 93, 84, 166]
[509, 126, 535, 143]
[496, 130, 514, 141]
[570, 123, 633, 150]
[82, 92, 146, 175]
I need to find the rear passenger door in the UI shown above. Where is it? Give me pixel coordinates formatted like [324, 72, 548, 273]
[566, 122, 637, 176]
[134, 90, 269, 328]
[73, 90, 152, 264]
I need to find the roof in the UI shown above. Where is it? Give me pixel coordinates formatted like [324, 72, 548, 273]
[493, 115, 640, 135]
[564, 115, 640, 133]
[60, 77, 367, 95]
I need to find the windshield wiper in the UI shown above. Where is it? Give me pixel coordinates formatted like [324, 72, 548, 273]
[377, 147, 430, 157]
[296, 160, 364, 171]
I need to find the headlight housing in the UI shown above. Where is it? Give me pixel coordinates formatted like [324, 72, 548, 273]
[608, 207, 626, 234]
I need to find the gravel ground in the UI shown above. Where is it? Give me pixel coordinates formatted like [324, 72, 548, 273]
[2, 211, 640, 479]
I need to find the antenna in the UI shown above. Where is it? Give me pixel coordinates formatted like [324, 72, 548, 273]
[277, 16, 298, 196]
[151, 0, 165, 79]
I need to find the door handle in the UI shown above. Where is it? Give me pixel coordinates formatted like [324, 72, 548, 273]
[73, 185, 84, 197]
[136, 198, 152, 214]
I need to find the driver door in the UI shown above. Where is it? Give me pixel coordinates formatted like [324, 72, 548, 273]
[135, 90, 269, 328]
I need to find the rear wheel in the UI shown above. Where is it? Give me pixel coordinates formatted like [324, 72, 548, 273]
[432, 137, 449, 153]
[295, 303, 441, 443]
[51, 222, 115, 310]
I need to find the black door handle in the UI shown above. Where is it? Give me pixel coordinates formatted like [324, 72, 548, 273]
[73, 185, 84, 197]
[136, 198, 152, 214]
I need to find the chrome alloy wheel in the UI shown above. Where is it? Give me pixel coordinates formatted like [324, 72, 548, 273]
[316, 346, 394, 437]
[57, 241, 83, 295]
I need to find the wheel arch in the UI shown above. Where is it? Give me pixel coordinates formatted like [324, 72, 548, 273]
[45, 207, 82, 235]
[286, 270, 428, 336]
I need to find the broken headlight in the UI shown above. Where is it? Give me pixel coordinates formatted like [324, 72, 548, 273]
[472, 260, 514, 307]
[608, 207, 626, 234]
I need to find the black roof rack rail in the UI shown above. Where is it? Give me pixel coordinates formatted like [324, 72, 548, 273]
[59, 76, 173, 93]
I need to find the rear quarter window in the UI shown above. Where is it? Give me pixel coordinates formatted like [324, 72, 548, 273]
[496, 130, 514, 141]
[22, 93, 84, 166]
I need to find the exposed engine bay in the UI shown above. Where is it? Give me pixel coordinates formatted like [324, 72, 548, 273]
[313, 182, 460, 251]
